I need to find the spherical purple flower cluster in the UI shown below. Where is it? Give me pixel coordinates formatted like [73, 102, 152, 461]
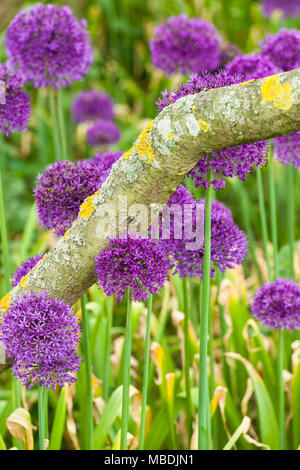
[157, 71, 268, 190]
[5, 4, 93, 88]
[273, 131, 300, 168]
[92, 150, 123, 171]
[251, 278, 300, 330]
[87, 119, 120, 148]
[1, 292, 81, 389]
[150, 14, 221, 75]
[260, 29, 300, 72]
[160, 199, 248, 279]
[72, 90, 114, 123]
[0, 63, 31, 136]
[262, 0, 300, 18]
[225, 52, 281, 81]
[34, 160, 107, 236]
[11, 254, 43, 287]
[95, 235, 172, 301]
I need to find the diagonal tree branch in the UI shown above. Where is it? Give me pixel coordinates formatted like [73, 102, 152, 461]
[1, 69, 300, 342]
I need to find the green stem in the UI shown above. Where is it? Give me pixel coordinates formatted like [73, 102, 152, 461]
[103, 296, 113, 402]
[0, 168, 10, 291]
[287, 164, 295, 279]
[198, 173, 213, 450]
[208, 302, 218, 449]
[278, 329, 285, 450]
[256, 168, 272, 280]
[48, 88, 62, 161]
[81, 293, 93, 450]
[38, 387, 46, 450]
[269, 154, 279, 279]
[182, 277, 192, 445]
[120, 288, 133, 450]
[57, 89, 68, 161]
[139, 293, 153, 450]
[37, 89, 50, 167]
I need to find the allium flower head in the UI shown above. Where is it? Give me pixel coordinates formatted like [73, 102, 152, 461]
[11, 254, 43, 287]
[262, 0, 300, 18]
[1, 292, 81, 389]
[273, 131, 300, 168]
[260, 29, 300, 71]
[87, 119, 121, 148]
[150, 14, 221, 75]
[0, 63, 31, 136]
[5, 4, 93, 88]
[160, 199, 247, 278]
[34, 159, 107, 236]
[157, 71, 268, 190]
[92, 150, 123, 171]
[72, 90, 114, 123]
[225, 52, 281, 81]
[95, 235, 172, 301]
[251, 278, 300, 330]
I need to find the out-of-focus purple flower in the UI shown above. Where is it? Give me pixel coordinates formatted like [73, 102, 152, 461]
[274, 131, 300, 168]
[157, 71, 268, 190]
[226, 52, 281, 80]
[262, 0, 300, 18]
[1, 292, 81, 389]
[0, 63, 31, 136]
[11, 254, 44, 287]
[159, 198, 247, 279]
[34, 160, 107, 236]
[219, 42, 240, 68]
[95, 235, 172, 302]
[92, 150, 123, 171]
[260, 29, 300, 71]
[150, 14, 221, 75]
[5, 4, 93, 88]
[72, 90, 114, 123]
[251, 278, 300, 330]
[87, 119, 120, 147]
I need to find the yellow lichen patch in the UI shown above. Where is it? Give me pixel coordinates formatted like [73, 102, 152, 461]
[20, 256, 44, 289]
[261, 74, 294, 111]
[177, 170, 186, 176]
[79, 190, 100, 219]
[165, 131, 174, 140]
[63, 229, 71, 239]
[123, 120, 156, 164]
[239, 79, 255, 86]
[198, 120, 210, 133]
[123, 147, 134, 161]
[0, 293, 11, 316]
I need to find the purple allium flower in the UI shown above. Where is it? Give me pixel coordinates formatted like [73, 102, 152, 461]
[34, 160, 107, 236]
[72, 90, 114, 123]
[150, 14, 221, 75]
[87, 119, 121, 148]
[5, 4, 93, 88]
[1, 292, 81, 389]
[92, 150, 123, 171]
[260, 29, 300, 71]
[160, 199, 247, 279]
[251, 278, 300, 330]
[11, 254, 43, 287]
[262, 0, 300, 18]
[95, 235, 172, 302]
[273, 131, 300, 168]
[0, 63, 31, 136]
[225, 52, 281, 81]
[157, 71, 268, 190]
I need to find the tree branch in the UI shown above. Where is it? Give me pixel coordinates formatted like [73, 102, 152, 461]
[1, 69, 300, 368]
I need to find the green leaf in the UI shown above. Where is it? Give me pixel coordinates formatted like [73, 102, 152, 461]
[226, 352, 279, 449]
[0, 431, 6, 450]
[292, 361, 300, 449]
[49, 388, 67, 450]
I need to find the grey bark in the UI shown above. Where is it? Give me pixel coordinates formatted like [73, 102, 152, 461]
[1, 69, 300, 369]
